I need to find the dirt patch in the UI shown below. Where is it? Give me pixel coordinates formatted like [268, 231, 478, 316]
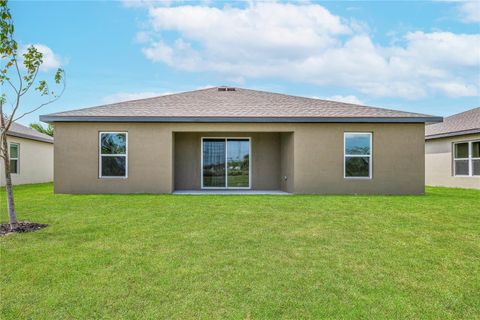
[0, 222, 48, 236]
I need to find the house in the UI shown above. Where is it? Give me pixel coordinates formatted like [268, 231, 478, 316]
[40, 87, 441, 194]
[0, 122, 54, 186]
[425, 107, 479, 189]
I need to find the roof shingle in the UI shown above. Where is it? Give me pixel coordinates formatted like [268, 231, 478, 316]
[41, 87, 441, 123]
[7, 122, 54, 144]
[425, 107, 480, 139]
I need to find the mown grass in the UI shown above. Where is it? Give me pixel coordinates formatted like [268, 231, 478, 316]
[1, 183, 479, 319]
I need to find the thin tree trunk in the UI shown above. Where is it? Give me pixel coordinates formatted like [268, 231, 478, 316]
[0, 130, 17, 229]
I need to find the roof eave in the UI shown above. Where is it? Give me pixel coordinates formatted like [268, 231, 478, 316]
[7, 131, 54, 144]
[40, 115, 443, 124]
[425, 128, 480, 140]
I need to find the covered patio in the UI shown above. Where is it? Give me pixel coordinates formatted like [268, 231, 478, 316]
[173, 131, 294, 193]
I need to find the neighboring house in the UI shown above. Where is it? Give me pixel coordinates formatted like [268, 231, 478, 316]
[40, 87, 441, 195]
[0, 122, 54, 186]
[425, 107, 480, 189]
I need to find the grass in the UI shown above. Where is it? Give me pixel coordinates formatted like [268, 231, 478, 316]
[1, 184, 479, 319]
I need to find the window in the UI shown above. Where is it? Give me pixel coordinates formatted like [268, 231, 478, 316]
[9, 143, 19, 174]
[453, 140, 479, 177]
[99, 132, 127, 178]
[344, 132, 372, 178]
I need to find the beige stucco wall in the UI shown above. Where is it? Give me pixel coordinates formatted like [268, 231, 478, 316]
[280, 132, 294, 193]
[425, 134, 480, 189]
[0, 136, 54, 186]
[53, 122, 425, 194]
[293, 123, 425, 194]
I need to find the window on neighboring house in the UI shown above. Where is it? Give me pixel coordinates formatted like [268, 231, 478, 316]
[453, 140, 480, 177]
[99, 132, 127, 178]
[344, 132, 372, 178]
[9, 143, 19, 174]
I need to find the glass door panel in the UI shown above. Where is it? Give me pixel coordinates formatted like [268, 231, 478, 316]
[227, 139, 250, 188]
[202, 139, 226, 188]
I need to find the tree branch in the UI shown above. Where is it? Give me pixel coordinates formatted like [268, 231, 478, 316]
[6, 77, 19, 95]
[4, 56, 23, 132]
[13, 75, 66, 123]
[20, 67, 39, 97]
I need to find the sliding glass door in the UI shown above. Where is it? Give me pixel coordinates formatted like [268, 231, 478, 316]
[227, 139, 250, 188]
[202, 139, 226, 188]
[202, 138, 251, 189]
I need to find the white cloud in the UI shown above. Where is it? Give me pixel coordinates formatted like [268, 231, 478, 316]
[135, 31, 152, 43]
[26, 44, 63, 71]
[102, 91, 172, 104]
[122, 0, 163, 8]
[134, 2, 480, 99]
[429, 81, 478, 97]
[458, 1, 480, 23]
[318, 95, 364, 105]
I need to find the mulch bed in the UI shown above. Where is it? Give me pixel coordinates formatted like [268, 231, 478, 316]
[0, 222, 48, 236]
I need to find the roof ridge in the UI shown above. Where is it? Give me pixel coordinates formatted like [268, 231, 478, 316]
[234, 87, 435, 117]
[50, 86, 219, 116]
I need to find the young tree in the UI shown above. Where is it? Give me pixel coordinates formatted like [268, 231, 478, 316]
[1, 0, 65, 229]
[29, 122, 54, 136]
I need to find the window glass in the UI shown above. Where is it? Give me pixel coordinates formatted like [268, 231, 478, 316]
[100, 132, 127, 177]
[9, 144, 19, 174]
[10, 143, 18, 158]
[473, 160, 480, 176]
[345, 133, 371, 178]
[454, 143, 468, 158]
[454, 160, 469, 175]
[202, 139, 226, 187]
[345, 133, 371, 155]
[101, 157, 126, 177]
[101, 133, 126, 154]
[227, 139, 250, 188]
[10, 160, 18, 174]
[472, 141, 480, 158]
[345, 157, 370, 177]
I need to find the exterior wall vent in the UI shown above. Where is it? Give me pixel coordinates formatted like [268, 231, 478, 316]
[218, 87, 236, 92]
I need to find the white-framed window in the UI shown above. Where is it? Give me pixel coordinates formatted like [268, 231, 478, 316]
[344, 132, 372, 179]
[9, 143, 19, 174]
[99, 132, 128, 178]
[453, 140, 479, 177]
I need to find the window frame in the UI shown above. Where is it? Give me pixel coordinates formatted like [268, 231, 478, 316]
[9, 142, 20, 175]
[200, 137, 252, 189]
[453, 140, 479, 177]
[98, 131, 128, 179]
[344, 132, 373, 180]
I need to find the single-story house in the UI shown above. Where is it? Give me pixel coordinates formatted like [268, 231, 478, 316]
[40, 87, 442, 194]
[0, 122, 54, 186]
[425, 107, 479, 189]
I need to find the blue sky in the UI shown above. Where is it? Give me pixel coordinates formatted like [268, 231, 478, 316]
[7, 0, 480, 125]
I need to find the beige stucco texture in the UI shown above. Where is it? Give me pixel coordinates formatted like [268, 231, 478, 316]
[53, 122, 425, 194]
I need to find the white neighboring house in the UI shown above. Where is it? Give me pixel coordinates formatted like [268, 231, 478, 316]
[0, 122, 54, 186]
[425, 107, 479, 189]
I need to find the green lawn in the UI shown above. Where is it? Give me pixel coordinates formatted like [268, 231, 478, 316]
[1, 184, 479, 319]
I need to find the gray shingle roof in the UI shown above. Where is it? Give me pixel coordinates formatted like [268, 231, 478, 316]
[425, 107, 480, 140]
[6, 122, 54, 144]
[41, 87, 441, 123]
